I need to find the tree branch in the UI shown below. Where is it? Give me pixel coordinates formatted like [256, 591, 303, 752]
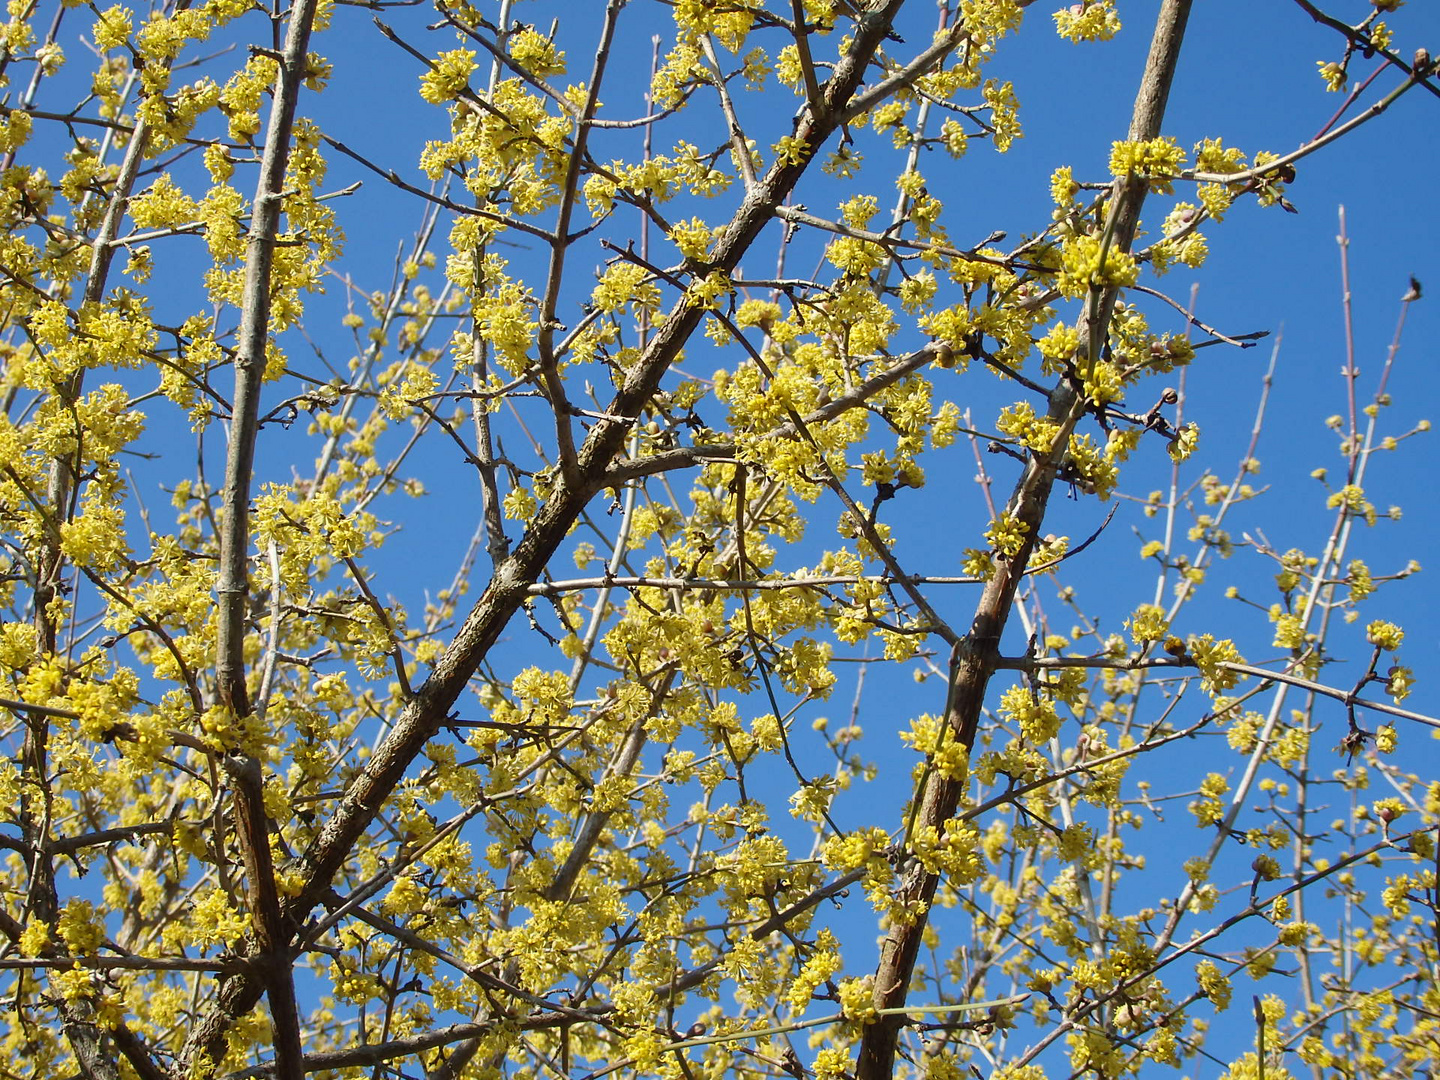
[196, 0, 323, 1076]
[855, 3, 1194, 1076]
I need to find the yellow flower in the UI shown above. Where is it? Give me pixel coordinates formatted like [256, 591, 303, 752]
[1128, 604, 1169, 643]
[419, 49, 477, 104]
[1054, 0, 1121, 43]
[984, 512, 1029, 556]
[1050, 164, 1079, 206]
[1317, 60, 1347, 92]
[1365, 619, 1403, 650]
[18, 921, 50, 957]
[772, 134, 810, 165]
[508, 27, 565, 76]
[1109, 136, 1186, 192]
[683, 270, 732, 310]
[93, 5, 133, 50]
[1187, 634, 1243, 692]
[999, 683, 1061, 743]
[1058, 234, 1139, 298]
[188, 887, 251, 949]
[1167, 422, 1200, 463]
[983, 78, 1022, 151]
[667, 217, 716, 260]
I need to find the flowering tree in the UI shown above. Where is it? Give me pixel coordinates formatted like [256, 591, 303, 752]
[0, 0, 1435, 1077]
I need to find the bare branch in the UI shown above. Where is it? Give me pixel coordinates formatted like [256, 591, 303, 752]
[200, 0, 324, 1075]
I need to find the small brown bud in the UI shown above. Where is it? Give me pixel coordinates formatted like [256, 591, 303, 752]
[1161, 387, 1179, 405]
[1414, 47, 1432, 76]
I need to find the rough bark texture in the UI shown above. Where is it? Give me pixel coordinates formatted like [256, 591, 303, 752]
[195, 0, 322, 1076]
[855, 4, 1194, 1077]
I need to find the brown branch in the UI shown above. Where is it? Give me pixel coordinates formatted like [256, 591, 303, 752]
[50, 821, 172, 855]
[109, 1024, 173, 1080]
[1182, 68, 1424, 185]
[286, 0, 912, 912]
[772, 203, 1018, 266]
[996, 652, 1439, 730]
[0, 955, 236, 973]
[433, 8, 580, 117]
[789, 0, 826, 118]
[340, 555, 413, 697]
[198, 0, 323, 1076]
[1008, 831, 1419, 1070]
[0, 694, 81, 720]
[1126, 283, 1266, 348]
[534, 0, 625, 486]
[1289, 0, 1440, 101]
[855, 3, 1194, 1077]
[216, 1021, 553, 1079]
[839, 20, 964, 125]
[468, 283, 513, 567]
[525, 572, 984, 596]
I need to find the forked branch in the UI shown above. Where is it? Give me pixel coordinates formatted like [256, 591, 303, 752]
[196, 0, 323, 1076]
[855, 3, 1194, 1077]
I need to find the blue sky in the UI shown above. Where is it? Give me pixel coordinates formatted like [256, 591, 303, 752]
[300, 0, 1440, 603]
[17, 0, 1438, 1071]
[301, 0, 1440, 720]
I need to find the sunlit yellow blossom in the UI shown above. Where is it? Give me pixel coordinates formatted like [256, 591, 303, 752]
[419, 49, 477, 104]
[1365, 619, 1404, 650]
